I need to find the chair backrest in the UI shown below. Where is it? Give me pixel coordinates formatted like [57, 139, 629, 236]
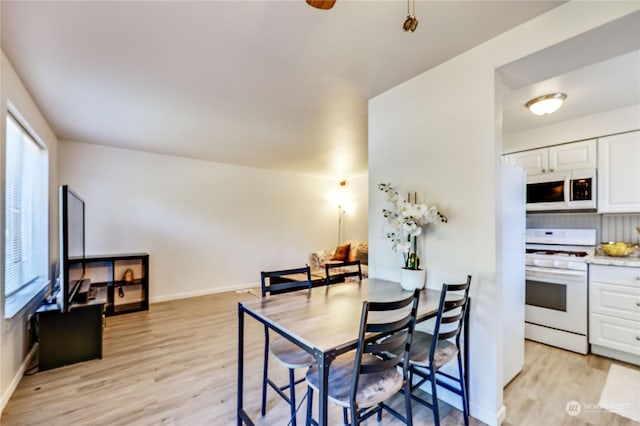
[431, 275, 472, 352]
[324, 260, 362, 285]
[260, 266, 313, 297]
[350, 289, 421, 405]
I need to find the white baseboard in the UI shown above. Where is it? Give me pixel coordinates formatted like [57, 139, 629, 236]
[0, 343, 38, 417]
[591, 344, 640, 366]
[471, 401, 504, 426]
[149, 281, 259, 304]
[497, 404, 507, 424]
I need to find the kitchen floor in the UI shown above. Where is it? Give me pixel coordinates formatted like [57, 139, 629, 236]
[503, 340, 639, 426]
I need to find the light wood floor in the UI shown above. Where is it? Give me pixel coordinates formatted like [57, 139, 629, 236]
[503, 340, 639, 426]
[1, 291, 637, 425]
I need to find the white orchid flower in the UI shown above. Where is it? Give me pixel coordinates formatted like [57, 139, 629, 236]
[396, 242, 411, 253]
[379, 183, 447, 267]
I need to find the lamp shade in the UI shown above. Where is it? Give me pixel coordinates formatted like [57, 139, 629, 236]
[525, 93, 566, 116]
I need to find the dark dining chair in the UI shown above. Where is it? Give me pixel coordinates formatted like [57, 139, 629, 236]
[305, 289, 421, 426]
[260, 266, 316, 426]
[324, 260, 362, 285]
[407, 275, 472, 426]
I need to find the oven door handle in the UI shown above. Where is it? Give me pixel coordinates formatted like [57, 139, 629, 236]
[525, 266, 586, 277]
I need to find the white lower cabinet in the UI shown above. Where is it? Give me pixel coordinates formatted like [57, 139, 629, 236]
[591, 313, 640, 354]
[589, 264, 640, 365]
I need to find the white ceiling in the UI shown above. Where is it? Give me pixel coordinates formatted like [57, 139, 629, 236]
[502, 50, 640, 135]
[6, 0, 621, 178]
[1, 0, 567, 176]
[501, 11, 640, 135]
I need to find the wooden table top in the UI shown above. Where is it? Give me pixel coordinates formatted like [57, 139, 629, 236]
[240, 278, 442, 355]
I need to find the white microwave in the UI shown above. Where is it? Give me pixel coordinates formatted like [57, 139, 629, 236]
[526, 169, 596, 212]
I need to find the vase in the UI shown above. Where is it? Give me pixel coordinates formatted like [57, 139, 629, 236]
[400, 268, 426, 291]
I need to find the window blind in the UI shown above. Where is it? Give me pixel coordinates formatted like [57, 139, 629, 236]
[4, 113, 48, 300]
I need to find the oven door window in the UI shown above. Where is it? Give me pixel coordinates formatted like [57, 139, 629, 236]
[527, 180, 565, 204]
[525, 279, 567, 312]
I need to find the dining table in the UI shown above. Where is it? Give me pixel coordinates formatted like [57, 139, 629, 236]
[236, 277, 470, 426]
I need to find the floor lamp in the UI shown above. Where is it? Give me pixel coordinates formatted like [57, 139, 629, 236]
[337, 180, 347, 245]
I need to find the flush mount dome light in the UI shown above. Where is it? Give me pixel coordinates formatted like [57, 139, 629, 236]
[525, 93, 567, 116]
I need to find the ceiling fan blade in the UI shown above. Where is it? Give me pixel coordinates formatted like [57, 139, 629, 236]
[306, 0, 336, 10]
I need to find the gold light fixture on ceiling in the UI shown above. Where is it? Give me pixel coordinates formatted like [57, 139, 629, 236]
[306, 0, 336, 10]
[525, 93, 567, 116]
[403, 0, 419, 32]
[306, 0, 419, 32]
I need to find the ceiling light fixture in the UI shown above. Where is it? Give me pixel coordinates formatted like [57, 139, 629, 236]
[525, 93, 567, 116]
[403, 0, 419, 32]
[306, 0, 336, 10]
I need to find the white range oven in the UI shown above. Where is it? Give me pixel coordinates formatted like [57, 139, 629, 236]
[525, 228, 596, 354]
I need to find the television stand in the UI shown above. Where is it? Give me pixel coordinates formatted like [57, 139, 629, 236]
[71, 253, 149, 315]
[36, 253, 148, 371]
[35, 302, 103, 371]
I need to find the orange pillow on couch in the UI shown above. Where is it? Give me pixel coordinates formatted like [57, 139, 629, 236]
[330, 244, 350, 261]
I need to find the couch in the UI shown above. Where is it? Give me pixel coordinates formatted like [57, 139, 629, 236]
[309, 240, 368, 282]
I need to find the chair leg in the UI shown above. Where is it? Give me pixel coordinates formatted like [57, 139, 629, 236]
[343, 407, 349, 425]
[457, 352, 469, 426]
[289, 369, 297, 426]
[261, 335, 270, 416]
[404, 380, 413, 426]
[430, 367, 440, 426]
[305, 387, 313, 426]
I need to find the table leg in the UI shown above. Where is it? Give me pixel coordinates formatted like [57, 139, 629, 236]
[316, 350, 330, 426]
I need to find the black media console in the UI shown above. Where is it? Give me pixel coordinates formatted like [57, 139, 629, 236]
[36, 253, 149, 370]
[36, 303, 104, 371]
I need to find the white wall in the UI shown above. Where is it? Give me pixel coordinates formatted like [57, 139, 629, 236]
[368, 2, 639, 425]
[59, 141, 368, 301]
[0, 53, 59, 413]
[503, 104, 640, 153]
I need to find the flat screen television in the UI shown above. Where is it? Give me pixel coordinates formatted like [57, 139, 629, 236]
[58, 185, 86, 313]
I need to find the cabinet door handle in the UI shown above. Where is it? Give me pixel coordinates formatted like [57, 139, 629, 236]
[541, 169, 546, 173]
[549, 169, 554, 172]
[637, 336, 640, 341]
[637, 302, 640, 307]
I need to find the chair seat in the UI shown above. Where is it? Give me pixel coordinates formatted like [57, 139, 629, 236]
[306, 353, 403, 409]
[408, 331, 459, 370]
[270, 338, 315, 369]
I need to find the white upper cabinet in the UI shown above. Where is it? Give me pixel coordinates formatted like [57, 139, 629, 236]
[503, 149, 548, 175]
[549, 140, 597, 172]
[598, 131, 640, 213]
[504, 140, 596, 176]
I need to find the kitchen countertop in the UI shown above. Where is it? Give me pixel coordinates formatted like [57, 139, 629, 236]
[586, 253, 640, 268]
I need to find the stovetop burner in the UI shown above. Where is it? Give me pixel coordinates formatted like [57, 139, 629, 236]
[525, 249, 588, 257]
